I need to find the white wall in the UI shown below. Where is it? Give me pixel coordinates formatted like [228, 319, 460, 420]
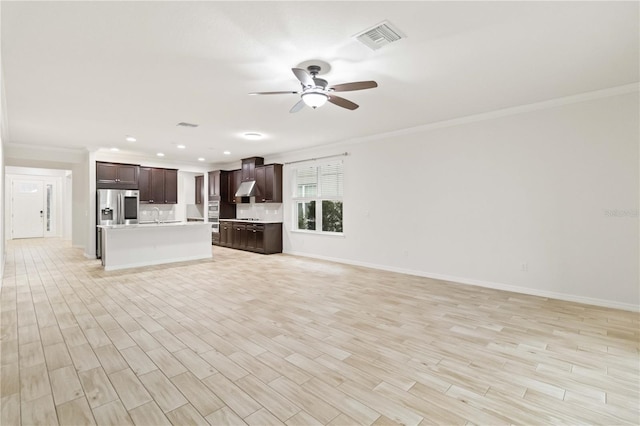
[74, 152, 90, 251]
[269, 89, 639, 310]
[64, 172, 72, 240]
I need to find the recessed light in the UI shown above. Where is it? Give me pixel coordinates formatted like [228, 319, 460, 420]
[125, 136, 136, 142]
[110, 147, 120, 152]
[243, 132, 263, 140]
[223, 151, 231, 155]
[197, 157, 205, 162]
[177, 144, 186, 149]
[157, 152, 165, 157]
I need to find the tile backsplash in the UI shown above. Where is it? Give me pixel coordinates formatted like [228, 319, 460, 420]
[236, 203, 283, 222]
[139, 204, 176, 222]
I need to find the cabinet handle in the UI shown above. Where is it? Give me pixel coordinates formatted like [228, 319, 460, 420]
[253, 230, 256, 233]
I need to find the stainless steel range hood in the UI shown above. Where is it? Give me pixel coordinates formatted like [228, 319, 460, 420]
[234, 180, 258, 197]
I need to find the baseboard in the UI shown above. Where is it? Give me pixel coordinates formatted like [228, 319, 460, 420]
[284, 250, 639, 312]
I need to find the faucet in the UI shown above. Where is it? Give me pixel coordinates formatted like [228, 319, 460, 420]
[152, 207, 160, 223]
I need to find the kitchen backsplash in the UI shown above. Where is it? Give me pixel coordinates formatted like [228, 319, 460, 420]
[237, 203, 283, 222]
[139, 204, 176, 222]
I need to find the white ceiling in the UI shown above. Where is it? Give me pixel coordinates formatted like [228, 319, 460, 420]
[2, 1, 638, 166]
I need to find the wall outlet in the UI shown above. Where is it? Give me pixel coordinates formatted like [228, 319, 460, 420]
[521, 262, 528, 272]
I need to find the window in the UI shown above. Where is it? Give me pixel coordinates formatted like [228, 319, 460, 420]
[293, 162, 343, 234]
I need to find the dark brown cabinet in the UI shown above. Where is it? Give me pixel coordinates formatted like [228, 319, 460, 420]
[232, 223, 247, 249]
[207, 170, 237, 218]
[219, 221, 282, 254]
[208, 170, 221, 199]
[209, 170, 233, 201]
[96, 162, 139, 189]
[246, 224, 265, 251]
[139, 167, 178, 204]
[229, 169, 242, 203]
[211, 231, 220, 245]
[241, 157, 264, 182]
[164, 169, 178, 203]
[255, 164, 283, 203]
[220, 221, 234, 247]
[195, 175, 204, 204]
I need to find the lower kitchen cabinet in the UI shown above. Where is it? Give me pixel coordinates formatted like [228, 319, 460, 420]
[220, 221, 234, 247]
[232, 223, 247, 249]
[219, 221, 282, 254]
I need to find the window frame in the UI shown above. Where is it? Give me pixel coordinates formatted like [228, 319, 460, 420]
[292, 161, 344, 236]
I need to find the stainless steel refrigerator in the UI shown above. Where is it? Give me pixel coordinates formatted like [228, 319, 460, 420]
[96, 189, 140, 258]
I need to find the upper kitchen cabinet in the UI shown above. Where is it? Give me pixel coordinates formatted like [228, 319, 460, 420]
[229, 169, 242, 203]
[195, 175, 204, 204]
[255, 164, 283, 203]
[139, 167, 178, 204]
[96, 161, 139, 189]
[164, 169, 178, 203]
[241, 157, 264, 182]
[208, 170, 221, 199]
[208, 170, 232, 200]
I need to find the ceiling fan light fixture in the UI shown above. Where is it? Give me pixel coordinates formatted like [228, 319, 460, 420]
[302, 91, 328, 109]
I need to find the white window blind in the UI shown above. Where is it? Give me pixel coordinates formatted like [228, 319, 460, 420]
[319, 163, 343, 197]
[293, 161, 344, 234]
[295, 166, 317, 197]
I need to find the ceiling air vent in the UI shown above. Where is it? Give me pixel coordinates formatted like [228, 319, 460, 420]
[354, 21, 406, 51]
[177, 122, 199, 128]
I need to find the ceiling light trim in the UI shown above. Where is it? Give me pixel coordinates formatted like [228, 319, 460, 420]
[243, 132, 263, 140]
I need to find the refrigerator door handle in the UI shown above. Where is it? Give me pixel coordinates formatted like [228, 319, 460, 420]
[117, 193, 122, 224]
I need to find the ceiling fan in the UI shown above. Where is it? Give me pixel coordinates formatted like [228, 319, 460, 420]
[249, 65, 378, 113]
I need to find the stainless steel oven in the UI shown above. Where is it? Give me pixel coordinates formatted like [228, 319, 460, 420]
[208, 201, 220, 233]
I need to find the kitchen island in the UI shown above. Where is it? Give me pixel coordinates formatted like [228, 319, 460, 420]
[98, 222, 212, 271]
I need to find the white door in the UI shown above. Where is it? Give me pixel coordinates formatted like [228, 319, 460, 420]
[12, 180, 45, 239]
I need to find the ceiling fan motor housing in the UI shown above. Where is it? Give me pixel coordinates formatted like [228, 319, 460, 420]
[307, 65, 322, 75]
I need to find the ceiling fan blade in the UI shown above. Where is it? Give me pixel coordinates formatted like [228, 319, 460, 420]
[289, 99, 305, 113]
[249, 91, 299, 95]
[292, 68, 314, 87]
[328, 95, 359, 110]
[329, 81, 378, 92]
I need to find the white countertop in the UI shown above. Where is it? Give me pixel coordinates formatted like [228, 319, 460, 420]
[98, 221, 209, 229]
[219, 219, 283, 224]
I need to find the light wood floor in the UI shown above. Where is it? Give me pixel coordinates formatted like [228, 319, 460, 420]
[1, 238, 638, 425]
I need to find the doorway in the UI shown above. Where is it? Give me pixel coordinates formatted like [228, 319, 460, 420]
[11, 179, 45, 239]
[5, 168, 70, 241]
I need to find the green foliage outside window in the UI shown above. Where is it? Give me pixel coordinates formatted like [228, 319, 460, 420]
[322, 201, 343, 232]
